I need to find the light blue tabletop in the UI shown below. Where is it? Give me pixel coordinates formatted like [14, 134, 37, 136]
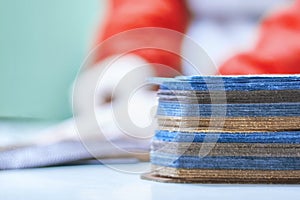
[0, 163, 299, 200]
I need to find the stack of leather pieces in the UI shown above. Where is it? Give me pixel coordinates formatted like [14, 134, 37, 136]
[142, 75, 300, 183]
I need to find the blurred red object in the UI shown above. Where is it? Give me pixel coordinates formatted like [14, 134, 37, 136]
[219, 0, 300, 75]
[93, 0, 189, 77]
[94, 0, 300, 76]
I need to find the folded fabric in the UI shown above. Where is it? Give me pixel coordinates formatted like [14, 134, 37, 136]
[144, 75, 300, 184]
[0, 139, 150, 170]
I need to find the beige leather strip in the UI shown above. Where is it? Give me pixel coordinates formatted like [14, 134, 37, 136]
[157, 116, 300, 132]
[151, 165, 300, 179]
[152, 141, 300, 157]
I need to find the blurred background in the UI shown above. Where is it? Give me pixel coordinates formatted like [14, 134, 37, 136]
[0, 0, 297, 169]
[0, 0, 106, 121]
